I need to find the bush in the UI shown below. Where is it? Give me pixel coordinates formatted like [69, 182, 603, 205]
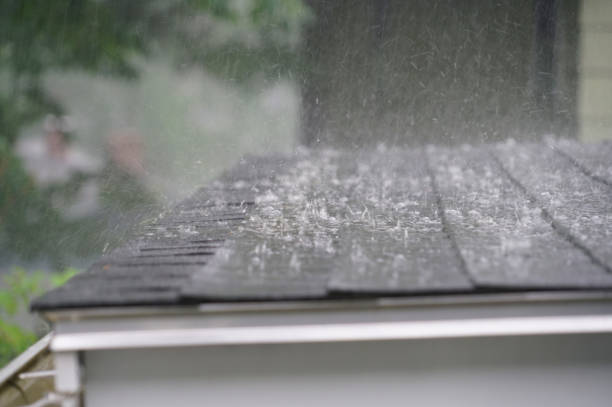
[0, 267, 77, 367]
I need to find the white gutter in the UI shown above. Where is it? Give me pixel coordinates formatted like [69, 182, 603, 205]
[46, 292, 612, 352]
[0, 333, 52, 388]
[51, 314, 612, 352]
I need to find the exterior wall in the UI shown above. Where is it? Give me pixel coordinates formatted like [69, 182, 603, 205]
[83, 334, 612, 407]
[579, 0, 612, 141]
[300, 1, 580, 146]
[301, 0, 538, 147]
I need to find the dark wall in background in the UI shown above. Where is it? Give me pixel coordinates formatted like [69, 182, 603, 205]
[300, 0, 578, 147]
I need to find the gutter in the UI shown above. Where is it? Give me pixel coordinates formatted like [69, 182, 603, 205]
[0, 334, 52, 389]
[44, 291, 612, 352]
[51, 314, 612, 351]
[0, 334, 57, 407]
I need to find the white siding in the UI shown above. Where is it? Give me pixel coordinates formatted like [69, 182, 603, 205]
[84, 334, 612, 407]
[579, 0, 612, 141]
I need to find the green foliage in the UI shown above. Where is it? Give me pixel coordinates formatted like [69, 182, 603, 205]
[0, 0, 312, 146]
[0, 0, 311, 264]
[0, 0, 153, 263]
[0, 267, 78, 367]
[0, 319, 38, 368]
[175, 0, 313, 83]
[0, 0, 147, 146]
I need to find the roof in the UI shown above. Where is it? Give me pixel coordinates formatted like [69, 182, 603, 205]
[31, 139, 612, 311]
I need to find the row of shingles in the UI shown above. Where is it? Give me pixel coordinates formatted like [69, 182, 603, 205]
[122, 140, 612, 305]
[29, 240, 210, 310]
[30, 157, 272, 310]
[327, 148, 473, 294]
[493, 141, 612, 277]
[30, 196, 240, 310]
[183, 147, 473, 299]
[427, 144, 612, 290]
[117, 156, 294, 303]
[179, 153, 333, 300]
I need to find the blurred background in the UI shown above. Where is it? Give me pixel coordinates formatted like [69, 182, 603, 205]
[1, 0, 611, 364]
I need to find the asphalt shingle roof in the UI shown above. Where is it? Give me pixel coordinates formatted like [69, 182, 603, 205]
[31, 139, 612, 310]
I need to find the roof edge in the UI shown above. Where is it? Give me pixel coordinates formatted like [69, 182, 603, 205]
[40, 290, 612, 322]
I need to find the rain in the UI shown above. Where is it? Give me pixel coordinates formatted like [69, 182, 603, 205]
[1, 0, 612, 381]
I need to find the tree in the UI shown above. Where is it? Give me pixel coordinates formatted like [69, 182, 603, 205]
[0, 0, 311, 265]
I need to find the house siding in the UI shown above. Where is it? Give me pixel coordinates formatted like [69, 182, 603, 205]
[579, 0, 612, 141]
[83, 334, 612, 407]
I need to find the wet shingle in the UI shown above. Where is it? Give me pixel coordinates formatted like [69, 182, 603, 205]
[329, 150, 472, 293]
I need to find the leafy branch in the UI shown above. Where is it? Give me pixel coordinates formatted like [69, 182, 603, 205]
[0, 267, 78, 367]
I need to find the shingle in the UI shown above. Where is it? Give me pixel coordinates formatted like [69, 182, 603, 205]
[30, 263, 197, 310]
[32, 287, 181, 309]
[328, 150, 472, 293]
